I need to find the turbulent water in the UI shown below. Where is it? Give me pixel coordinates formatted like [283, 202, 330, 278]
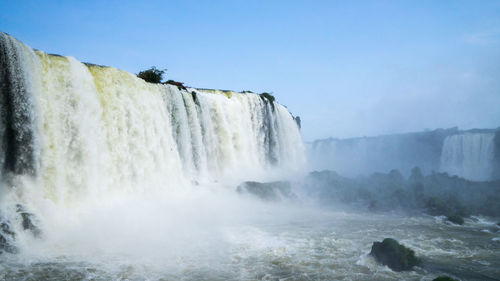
[440, 133, 496, 181]
[0, 205, 499, 281]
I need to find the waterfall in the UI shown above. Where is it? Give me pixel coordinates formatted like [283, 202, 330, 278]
[307, 129, 448, 177]
[440, 133, 495, 181]
[0, 32, 305, 248]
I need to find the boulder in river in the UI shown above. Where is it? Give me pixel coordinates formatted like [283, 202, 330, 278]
[432, 276, 458, 281]
[446, 214, 464, 225]
[237, 181, 296, 201]
[370, 238, 421, 271]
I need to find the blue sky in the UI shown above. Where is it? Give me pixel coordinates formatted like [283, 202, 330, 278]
[1, 0, 499, 140]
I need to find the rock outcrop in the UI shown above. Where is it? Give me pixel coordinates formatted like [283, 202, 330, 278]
[237, 181, 296, 201]
[370, 238, 421, 271]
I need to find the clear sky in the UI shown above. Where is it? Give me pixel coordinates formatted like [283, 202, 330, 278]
[1, 0, 499, 140]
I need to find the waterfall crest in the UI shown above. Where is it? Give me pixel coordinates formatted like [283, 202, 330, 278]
[0, 32, 305, 208]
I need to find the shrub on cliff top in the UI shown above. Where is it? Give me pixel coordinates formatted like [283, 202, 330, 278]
[137, 66, 166, 83]
[260, 92, 276, 110]
[260, 92, 275, 103]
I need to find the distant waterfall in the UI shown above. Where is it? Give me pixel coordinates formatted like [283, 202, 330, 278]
[0, 31, 305, 207]
[307, 129, 449, 177]
[440, 133, 495, 181]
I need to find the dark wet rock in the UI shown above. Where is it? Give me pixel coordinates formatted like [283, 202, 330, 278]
[432, 276, 458, 281]
[0, 205, 42, 255]
[237, 181, 296, 201]
[446, 214, 464, 225]
[370, 238, 421, 271]
[164, 79, 186, 90]
[0, 219, 17, 254]
[0, 32, 38, 176]
[294, 116, 301, 129]
[16, 204, 41, 237]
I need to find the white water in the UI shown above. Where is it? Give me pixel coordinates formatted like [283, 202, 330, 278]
[0, 32, 305, 267]
[440, 133, 495, 181]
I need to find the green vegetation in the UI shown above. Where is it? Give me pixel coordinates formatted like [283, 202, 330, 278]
[137, 66, 166, 83]
[136, 67, 189, 91]
[260, 92, 276, 110]
[370, 238, 421, 271]
[305, 168, 500, 218]
[260, 92, 275, 103]
[164, 80, 186, 91]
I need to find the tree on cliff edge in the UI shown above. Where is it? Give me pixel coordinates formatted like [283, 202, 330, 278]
[137, 66, 166, 83]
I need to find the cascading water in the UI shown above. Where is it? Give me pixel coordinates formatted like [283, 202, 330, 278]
[307, 129, 449, 177]
[0, 31, 305, 263]
[440, 132, 495, 181]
